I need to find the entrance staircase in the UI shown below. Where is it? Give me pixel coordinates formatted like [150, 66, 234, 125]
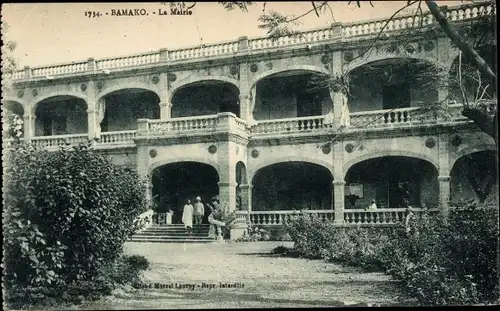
[130, 224, 214, 243]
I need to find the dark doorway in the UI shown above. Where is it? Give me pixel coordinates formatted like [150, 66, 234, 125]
[382, 83, 411, 110]
[297, 92, 323, 117]
[152, 162, 219, 224]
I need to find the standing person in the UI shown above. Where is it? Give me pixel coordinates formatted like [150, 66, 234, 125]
[193, 196, 205, 225]
[182, 199, 194, 235]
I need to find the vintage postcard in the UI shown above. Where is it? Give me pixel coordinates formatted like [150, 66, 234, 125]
[2, 1, 498, 309]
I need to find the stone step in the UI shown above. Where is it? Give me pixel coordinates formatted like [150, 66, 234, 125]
[135, 234, 209, 238]
[132, 235, 212, 240]
[129, 238, 215, 243]
[151, 224, 211, 227]
[140, 229, 210, 233]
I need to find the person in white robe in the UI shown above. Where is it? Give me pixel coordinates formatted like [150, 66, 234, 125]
[339, 91, 351, 127]
[368, 199, 377, 210]
[182, 199, 194, 234]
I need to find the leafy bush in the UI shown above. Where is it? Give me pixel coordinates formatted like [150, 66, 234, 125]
[283, 214, 337, 259]
[3, 141, 148, 307]
[283, 203, 499, 305]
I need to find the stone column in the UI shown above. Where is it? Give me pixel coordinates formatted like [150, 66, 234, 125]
[136, 141, 150, 203]
[159, 73, 172, 119]
[333, 180, 346, 224]
[86, 81, 98, 140]
[160, 103, 172, 119]
[217, 140, 238, 213]
[239, 94, 252, 123]
[438, 176, 451, 218]
[438, 132, 451, 218]
[239, 184, 252, 212]
[23, 113, 34, 141]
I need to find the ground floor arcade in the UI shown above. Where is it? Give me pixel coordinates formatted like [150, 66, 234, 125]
[146, 150, 497, 228]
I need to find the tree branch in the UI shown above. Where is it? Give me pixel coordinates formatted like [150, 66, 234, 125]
[425, 0, 497, 86]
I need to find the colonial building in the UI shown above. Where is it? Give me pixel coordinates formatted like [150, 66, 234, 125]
[3, 3, 497, 237]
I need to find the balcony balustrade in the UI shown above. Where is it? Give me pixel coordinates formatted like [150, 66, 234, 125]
[98, 130, 137, 144]
[7, 2, 493, 81]
[137, 112, 249, 138]
[12, 101, 478, 151]
[31, 133, 88, 149]
[236, 208, 439, 227]
[250, 115, 333, 135]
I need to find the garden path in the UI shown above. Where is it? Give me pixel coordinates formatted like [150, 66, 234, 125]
[78, 241, 413, 309]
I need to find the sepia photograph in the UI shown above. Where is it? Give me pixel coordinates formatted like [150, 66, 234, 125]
[2, 1, 498, 309]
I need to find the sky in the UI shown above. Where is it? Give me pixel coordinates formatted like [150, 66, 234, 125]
[2, 1, 467, 68]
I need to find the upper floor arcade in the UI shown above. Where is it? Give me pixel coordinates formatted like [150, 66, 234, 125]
[3, 2, 496, 149]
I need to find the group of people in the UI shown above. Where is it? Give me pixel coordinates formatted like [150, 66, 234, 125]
[180, 196, 220, 234]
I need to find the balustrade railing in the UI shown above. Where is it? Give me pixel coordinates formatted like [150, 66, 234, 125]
[248, 28, 335, 50]
[148, 115, 219, 135]
[99, 130, 137, 144]
[350, 107, 423, 127]
[31, 61, 88, 77]
[31, 133, 88, 148]
[96, 52, 160, 70]
[251, 115, 331, 134]
[248, 210, 335, 226]
[168, 40, 239, 61]
[9, 2, 492, 81]
[344, 208, 439, 225]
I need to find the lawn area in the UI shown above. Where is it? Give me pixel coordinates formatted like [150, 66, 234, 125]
[77, 241, 413, 309]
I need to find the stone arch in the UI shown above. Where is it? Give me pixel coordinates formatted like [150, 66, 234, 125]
[32, 91, 88, 114]
[97, 84, 160, 103]
[236, 161, 248, 185]
[250, 65, 331, 90]
[344, 54, 440, 77]
[249, 156, 333, 183]
[2, 96, 28, 110]
[2, 99, 25, 116]
[450, 143, 497, 172]
[169, 76, 240, 103]
[343, 150, 439, 180]
[148, 158, 219, 176]
[150, 160, 221, 216]
[250, 160, 334, 211]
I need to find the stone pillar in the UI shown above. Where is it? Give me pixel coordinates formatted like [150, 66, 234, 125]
[217, 140, 238, 213]
[159, 72, 172, 119]
[239, 184, 252, 212]
[238, 36, 248, 51]
[438, 176, 451, 218]
[136, 142, 150, 203]
[438, 132, 451, 218]
[86, 81, 98, 140]
[159, 48, 169, 62]
[87, 58, 96, 72]
[23, 113, 34, 141]
[160, 103, 172, 119]
[239, 94, 252, 123]
[333, 180, 346, 224]
[218, 182, 237, 212]
[329, 50, 345, 126]
[23, 66, 32, 79]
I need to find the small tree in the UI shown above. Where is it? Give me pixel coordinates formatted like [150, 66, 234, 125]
[3, 141, 148, 305]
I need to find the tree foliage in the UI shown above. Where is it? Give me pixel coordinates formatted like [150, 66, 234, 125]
[3, 141, 149, 306]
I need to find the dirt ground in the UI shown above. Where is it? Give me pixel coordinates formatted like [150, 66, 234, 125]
[77, 241, 413, 309]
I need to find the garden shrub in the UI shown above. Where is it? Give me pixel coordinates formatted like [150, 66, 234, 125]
[283, 203, 499, 305]
[3, 141, 149, 307]
[283, 213, 337, 259]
